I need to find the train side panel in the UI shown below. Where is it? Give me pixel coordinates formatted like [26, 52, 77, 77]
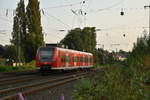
[35, 47, 94, 71]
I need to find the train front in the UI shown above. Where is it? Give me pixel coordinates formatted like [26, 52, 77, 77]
[36, 46, 55, 72]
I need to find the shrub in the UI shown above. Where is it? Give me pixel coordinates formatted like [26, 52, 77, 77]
[73, 64, 150, 100]
[0, 60, 35, 72]
[143, 55, 150, 69]
[0, 58, 5, 66]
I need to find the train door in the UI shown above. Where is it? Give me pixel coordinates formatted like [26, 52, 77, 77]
[65, 53, 69, 68]
[73, 54, 77, 67]
[88, 55, 90, 66]
[82, 54, 85, 67]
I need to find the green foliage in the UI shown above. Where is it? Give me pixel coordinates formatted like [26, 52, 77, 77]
[0, 61, 35, 72]
[0, 45, 5, 58]
[73, 79, 93, 100]
[3, 45, 16, 60]
[127, 32, 149, 66]
[0, 58, 5, 66]
[11, 0, 26, 62]
[60, 27, 96, 53]
[73, 65, 150, 100]
[11, 0, 45, 63]
[60, 27, 99, 64]
[61, 28, 83, 51]
[96, 48, 117, 65]
[24, 60, 36, 68]
[125, 33, 150, 91]
[82, 27, 96, 53]
[25, 0, 45, 62]
[0, 66, 15, 72]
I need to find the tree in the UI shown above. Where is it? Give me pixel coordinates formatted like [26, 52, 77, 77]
[26, 0, 45, 62]
[11, 0, 26, 62]
[61, 28, 83, 51]
[0, 45, 5, 58]
[3, 45, 16, 61]
[60, 27, 98, 63]
[82, 27, 96, 53]
[60, 27, 96, 53]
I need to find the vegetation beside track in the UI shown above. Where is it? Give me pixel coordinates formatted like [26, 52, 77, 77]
[73, 64, 150, 100]
[73, 29, 150, 100]
[0, 61, 35, 72]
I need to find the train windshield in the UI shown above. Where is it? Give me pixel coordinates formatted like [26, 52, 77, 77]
[40, 47, 54, 62]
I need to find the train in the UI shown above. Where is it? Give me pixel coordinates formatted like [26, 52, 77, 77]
[35, 46, 94, 72]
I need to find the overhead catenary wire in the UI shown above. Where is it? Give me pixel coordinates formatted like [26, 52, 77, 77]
[94, 0, 126, 12]
[0, 6, 147, 14]
[42, 2, 81, 9]
[43, 10, 72, 29]
[41, 11, 68, 40]
[43, 31, 65, 42]
[0, 16, 12, 23]
[41, 0, 88, 10]
[70, 0, 87, 28]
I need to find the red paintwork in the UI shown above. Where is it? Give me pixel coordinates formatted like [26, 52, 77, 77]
[35, 47, 94, 70]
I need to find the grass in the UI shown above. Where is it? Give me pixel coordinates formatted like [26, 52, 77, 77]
[0, 61, 36, 72]
[143, 55, 150, 69]
[73, 63, 150, 100]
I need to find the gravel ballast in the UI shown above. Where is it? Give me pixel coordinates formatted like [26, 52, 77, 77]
[23, 80, 80, 100]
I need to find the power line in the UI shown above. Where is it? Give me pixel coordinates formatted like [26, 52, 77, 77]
[86, 0, 126, 13]
[0, 0, 88, 12]
[42, 2, 82, 9]
[97, 0, 126, 12]
[41, 0, 88, 10]
[43, 10, 72, 29]
[43, 31, 64, 41]
[144, 5, 150, 35]
[0, 16, 12, 23]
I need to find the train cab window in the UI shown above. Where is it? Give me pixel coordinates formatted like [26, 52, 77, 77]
[39, 47, 54, 62]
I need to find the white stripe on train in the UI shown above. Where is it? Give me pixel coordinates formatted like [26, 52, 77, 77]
[36, 66, 93, 70]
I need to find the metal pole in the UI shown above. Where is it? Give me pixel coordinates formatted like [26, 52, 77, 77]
[19, 24, 21, 66]
[17, 18, 21, 66]
[149, 6, 150, 35]
[144, 5, 150, 35]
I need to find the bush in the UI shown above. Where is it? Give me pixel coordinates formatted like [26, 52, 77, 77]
[143, 55, 150, 69]
[0, 66, 14, 72]
[0, 60, 36, 72]
[73, 64, 150, 100]
[73, 79, 93, 100]
[0, 58, 5, 66]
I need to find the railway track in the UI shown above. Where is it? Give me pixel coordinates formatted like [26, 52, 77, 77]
[0, 70, 37, 80]
[0, 72, 88, 100]
[0, 75, 41, 86]
[0, 70, 83, 87]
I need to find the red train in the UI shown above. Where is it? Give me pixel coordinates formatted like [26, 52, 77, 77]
[35, 46, 94, 72]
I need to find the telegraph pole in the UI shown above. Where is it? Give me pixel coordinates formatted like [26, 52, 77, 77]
[144, 5, 150, 35]
[17, 18, 21, 66]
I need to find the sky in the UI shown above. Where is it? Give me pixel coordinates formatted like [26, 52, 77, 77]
[0, 0, 150, 52]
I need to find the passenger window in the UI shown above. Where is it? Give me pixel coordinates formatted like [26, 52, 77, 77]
[73, 56, 77, 62]
[65, 56, 69, 62]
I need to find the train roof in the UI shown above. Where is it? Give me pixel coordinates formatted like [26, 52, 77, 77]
[40, 46, 93, 56]
[55, 47, 93, 56]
